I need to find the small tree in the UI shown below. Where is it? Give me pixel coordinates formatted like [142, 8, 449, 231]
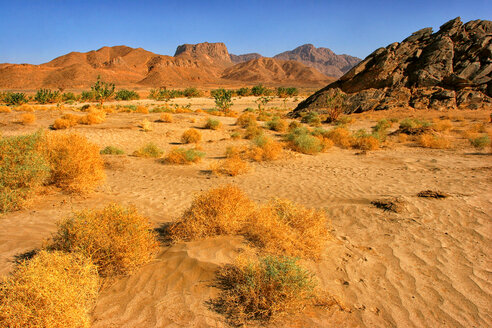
[255, 96, 273, 114]
[213, 88, 233, 113]
[91, 75, 115, 106]
[325, 91, 347, 123]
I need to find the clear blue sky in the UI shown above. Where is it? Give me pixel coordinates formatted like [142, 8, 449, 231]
[0, 0, 490, 64]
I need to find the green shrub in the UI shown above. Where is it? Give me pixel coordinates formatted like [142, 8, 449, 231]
[251, 84, 267, 96]
[62, 92, 78, 102]
[288, 133, 323, 154]
[0, 132, 50, 213]
[3, 92, 28, 105]
[236, 87, 251, 97]
[300, 112, 321, 126]
[149, 88, 182, 101]
[469, 135, 490, 150]
[205, 118, 222, 130]
[163, 147, 205, 164]
[80, 91, 95, 102]
[399, 118, 431, 134]
[265, 116, 288, 132]
[100, 146, 124, 155]
[212, 88, 233, 112]
[214, 255, 317, 325]
[133, 143, 164, 158]
[115, 89, 139, 101]
[34, 89, 60, 104]
[183, 87, 201, 98]
[91, 75, 115, 105]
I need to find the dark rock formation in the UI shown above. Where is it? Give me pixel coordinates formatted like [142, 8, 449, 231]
[274, 44, 361, 78]
[229, 53, 263, 64]
[290, 17, 492, 116]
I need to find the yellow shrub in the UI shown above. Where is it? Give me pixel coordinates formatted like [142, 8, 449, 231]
[247, 137, 284, 161]
[0, 105, 11, 113]
[41, 133, 105, 193]
[211, 156, 250, 176]
[139, 119, 153, 132]
[168, 185, 255, 240]
[46, 204, 159, 277]
[19, 113, 36, 125]
[398, 133, 409, 143]
[353, 135, 379, 150]
[181, 128, 202, 144]
[136, 105, 149, 114]
[418, 133, 451, 149]
[160, 113, 173, 123]
[236, 113, 257, 128]
[245, 198, 331, 260]
[16, 104, 34, 112]
[78, 110, 106, 125]
[52, 118, 73, 130]
[163, 147, 205, 165]
[0, 250, 99, 328]
[326, 127, 354, 148]
[432, 119, 453, 133]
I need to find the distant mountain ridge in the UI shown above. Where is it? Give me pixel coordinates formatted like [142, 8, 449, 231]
[0, 42, 358, 89]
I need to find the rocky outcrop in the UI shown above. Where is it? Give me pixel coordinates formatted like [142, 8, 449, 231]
[274, 44, 361, 78]
[291, 17, 492, 116]
[174, 42, 232, 67]
[230, 53, 263, 64]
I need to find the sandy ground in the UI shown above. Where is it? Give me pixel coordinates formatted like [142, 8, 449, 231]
[0, 99, 491, 327]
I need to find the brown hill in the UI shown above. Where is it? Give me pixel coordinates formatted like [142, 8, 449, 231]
[0, 43, 336, 90]
[291, 17, 492, 115]
[274, 44, 361, 78]
[229, 53, 263, 64]
[222, 57, 335, 86]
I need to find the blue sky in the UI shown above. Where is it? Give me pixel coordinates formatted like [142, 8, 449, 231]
[0, 0, 490, 64]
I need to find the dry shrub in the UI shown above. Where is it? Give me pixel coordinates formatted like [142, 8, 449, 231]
[211, 156, 250, 176]
[353, 135, 379, 150]
[163, 147, 205, 165]
[236, 113, 257, 128]
[41, 133, 105, 193]
[181, 128, 202, 144]
[205, 118, 222, 130]
[52, 118, 74, 130]
[315, 135, 334, 151]
[325, 127, 354, 148]
[0, 132, 50, 213]
[175, 107, 192, 113]
[19, 113, 36, 125]
[79, 110, 106, 125]
[418, 133, 451, 149]
[213, 255, 317, 325]
[469, 135, 490, 150]
[398, 133, 409, 143]
[168, 185, 255, 240]
[285, 128, 324, 154]
[159, 113, 173, 123]
[139, 119, 153, 132]
[46, 204, 159, 277]
[247, 137, 284, 161]
[432, 119, 453, 133]
[133, 143, 163, 158]
[0, 105, 12, 113]
[136, 105, 149, 114]
[265, 117, 288, 132]
[245, 198, 330, 260]
[16, 104, 34, 112]
[243, 125, 264, 140]
[0, 250, 99, 328]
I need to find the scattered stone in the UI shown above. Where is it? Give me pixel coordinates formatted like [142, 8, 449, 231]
[371, 198, 404, 213]
[417, 190, 449, 198]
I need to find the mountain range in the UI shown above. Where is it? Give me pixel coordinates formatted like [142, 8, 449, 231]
[0, 43, 360, 90]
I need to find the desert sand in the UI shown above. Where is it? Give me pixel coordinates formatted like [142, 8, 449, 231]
[0, 97, 491, 328]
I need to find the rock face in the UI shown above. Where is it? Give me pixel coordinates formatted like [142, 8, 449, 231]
[291, 17, 492, 116]
[229, 53, 263, 64]
[274, 44, 361, 78]
[174, 42, 232, 67]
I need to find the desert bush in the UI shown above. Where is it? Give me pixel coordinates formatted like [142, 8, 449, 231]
[0, 105, 12, 113]
[115, 89, 139, 101]
[399, 118, 431, 134]
[80, 91, 95, 102]
[265, 116, 288, 132]
[100, 146, 124, 155]
[352, 130, 380, 150]
[133, 143, 164, 158]
[163, 147, 205, 165]
[34, 89, 60, 104]
[213, 255, 317, 325]
[181, 128, 202, 144]
[183, 87, 201, 98]
[41, 133, 105, 193]
[139, 119, 153, 132]
[78, 109, 106, 125]
[62, 92, 78, 102]
[335, 115, 354, 126]
[277, 87, 299, 98]
[52, 118, 73, 130]
[205, 118, 222, 130]
[213, 88, 233, 113]
[136, 105, 149, 114]
[251, 84, 267, 96]
[230, 131, 241, 140]
[0, 250, 99, 328]
[211, 156, 250, 176]
[373, 119, 391, 133]
[300, 112, 321, 126]
[324, 91, 346, 123]
[243, 125, 264, 140]
[0, 132, 50, 213]
[247, 136, 283, 161]
[15, 104, 35, 112]
[46, 204, 159, 277]
[432, 119, 453, 132]
[91, 75, 115, 105]
[418, 133, 451, 149]
[236, 113, 257, 128]
[168, 185, 255, 240]
[19, 113, 36, 125]
[149, 88, 181, 101]
[3, 92, 28, 106]
[236, 87, 251, 97]
[285, 127, 323, 154]
[325, 127, 354, 148]
[469, 135, 490, 150]
[159, 113, 173, 123]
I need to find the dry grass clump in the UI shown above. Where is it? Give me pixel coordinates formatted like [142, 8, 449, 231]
[100, 145, 124, 155]
[245, 198, 330, 260]
[15, 104, 35, 112]
[163, 147, 205, 165]
[213, 255, 317, 325]
[352, 130, 380, 151]
[0, 105, 12, 113]
[133, 143, 164, 158]
[181, 128, 202, 144]
[79, 110, 106, 125]
[265, 116, 288, 132]
[46, 204, 159, 277]
[418, 133, 451, 149]
[19, 113, 36, 125]
[243, 125, 264, 140]
[168, 185, 255, 240]
[0, 250, 99, 328]
[325, 127, 354, 149]
[236, 113, 257, 128]
[469, 135, 490, 150]
[0, 132, 50, 213]
[139, 119, 153, 132]
[136, 105, 149, 114]
[211, 156, 251, 176]
[432, 119, 453, 133]
[159, 113, 173, 123]
[205, 118, 222, 130]
[285, 127, 325, 154]
[398, 133, 409, 143]
[41, 133, 105, 193]
[247, 136, 284, 161]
